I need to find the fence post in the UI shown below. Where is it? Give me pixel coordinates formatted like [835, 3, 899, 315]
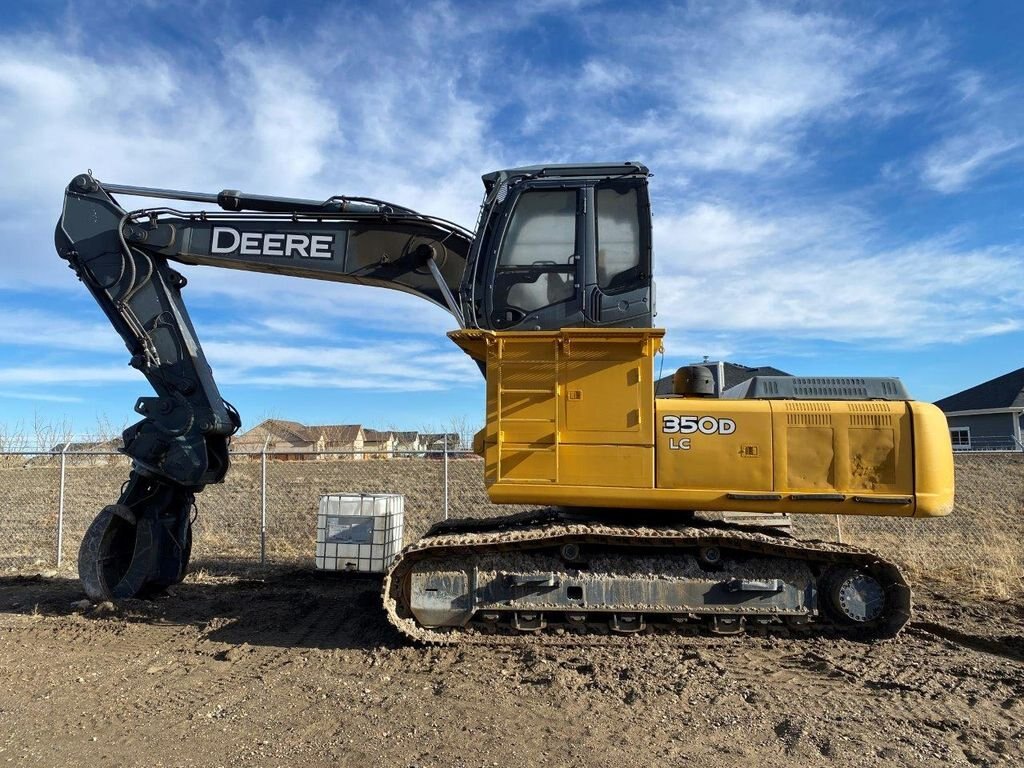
[260, 437, 269, 565]
[443, 438, 449, 521]
[56, 441, 71, 568]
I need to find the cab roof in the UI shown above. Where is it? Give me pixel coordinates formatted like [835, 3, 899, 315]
[481, 162, 649, 192]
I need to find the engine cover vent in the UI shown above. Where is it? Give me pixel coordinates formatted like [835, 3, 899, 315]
[722, 376, 910, 401]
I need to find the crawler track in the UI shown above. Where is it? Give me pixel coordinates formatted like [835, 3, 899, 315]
[383, 509, 911, 645]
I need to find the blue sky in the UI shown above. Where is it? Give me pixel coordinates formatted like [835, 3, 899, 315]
[0, 0, 1022, 439]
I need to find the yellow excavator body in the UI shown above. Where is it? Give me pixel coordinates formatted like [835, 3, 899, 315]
[58, 165, 954, 636]
[451, 327, 954, 520]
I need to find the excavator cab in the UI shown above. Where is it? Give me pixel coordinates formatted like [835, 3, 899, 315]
[461, 162, 653, 331]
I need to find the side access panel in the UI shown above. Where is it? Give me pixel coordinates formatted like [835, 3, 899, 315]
[653, 398, 946, 517]
[450, 328, 662, 491]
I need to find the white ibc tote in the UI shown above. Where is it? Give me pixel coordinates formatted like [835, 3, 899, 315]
[315, 493, 404, 573]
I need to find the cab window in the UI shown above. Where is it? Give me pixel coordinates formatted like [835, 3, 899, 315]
[595, 185, 641, 293]
[496, 189, 577, 314]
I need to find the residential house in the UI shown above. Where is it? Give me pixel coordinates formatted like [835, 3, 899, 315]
[421, 433, 461, 453]
[363, 429, 398, 457]
[393, 431, 423, 455]
[934, 367, 1024, 451]
[232, 419, 313, 457]
[25, 437, 124, 468]
[656, 360, 791, 397]
[232, 421, 468, 459]
[232, 420, 365, 460]
[313, 425, 365, 458]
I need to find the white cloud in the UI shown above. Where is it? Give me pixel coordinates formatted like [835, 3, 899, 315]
[0, 1, 1021, 419]
[0, 390, 83, 403]
[922, 127, 1023, 194]
[226, 47, 338, 189]
[917, 71, 1024, 193]
[216, 370, 457, 392]
[658, 202, 789, 269]
[580, 61, 633, 91]
[0, 5, 507, 295]
[0, 41, 340, 288]
[0, 365, 136, 385]
[252, 316, 326, 337]
[685, 11, 865, 130]
[655, 201, 1024, 347]
[0, 298, 475, 393]
[0, 326, 479, 393]
[517, 5, 946, 174]
[0, 307, 123, 353]
[182, 268, 460, 337]
[204, 338, 478, 392]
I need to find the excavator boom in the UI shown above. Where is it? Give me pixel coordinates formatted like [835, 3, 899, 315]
[55, 172, 474, 598]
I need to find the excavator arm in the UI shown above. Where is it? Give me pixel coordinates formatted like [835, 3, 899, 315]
[55, 162, 654, 600]
[55, 172, 473, 599]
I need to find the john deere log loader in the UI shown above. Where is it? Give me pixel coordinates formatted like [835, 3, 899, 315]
[55, 163, 954, 641]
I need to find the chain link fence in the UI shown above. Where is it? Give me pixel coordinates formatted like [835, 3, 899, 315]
[0, 446, 525, 572]
[1, 448, 1021, 599]
[952, 434, 1024, 452]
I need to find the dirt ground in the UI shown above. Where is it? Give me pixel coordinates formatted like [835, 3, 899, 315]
[1, 454, 1021, 767]
[0, 565, 1021, 768]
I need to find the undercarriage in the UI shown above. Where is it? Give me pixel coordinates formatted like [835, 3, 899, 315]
[383, 510, 911, 643]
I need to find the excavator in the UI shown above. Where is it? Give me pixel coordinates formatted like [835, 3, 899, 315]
[55, 163, 954, 642]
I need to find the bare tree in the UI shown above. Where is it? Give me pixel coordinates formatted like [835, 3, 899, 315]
[0, 421, 30, 467]
[447, 414, 481, 451]
[92, 413, 129, 445]
[32, 412, 73, 453]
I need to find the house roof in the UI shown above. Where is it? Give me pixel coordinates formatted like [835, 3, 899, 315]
[234, 419, 314, 445]
[310, 424, 363, 444]
[49, 438, 121, 453]
[655, 361, 791, 395]
[240, 421, 458, 445]
[235, 420, 365, 445]
[934, 367, 1024, 413]
[267, 419, 315, 443]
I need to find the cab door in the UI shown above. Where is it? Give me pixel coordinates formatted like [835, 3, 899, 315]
[583, 178, 653, 327]
[486, 185, 586, 330]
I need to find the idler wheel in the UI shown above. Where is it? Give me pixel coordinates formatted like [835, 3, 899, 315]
[828, 569, 885, 623]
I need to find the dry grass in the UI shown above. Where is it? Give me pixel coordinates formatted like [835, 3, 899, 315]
[791, 453, 1024, 600]
[2, 453, 1022, 600]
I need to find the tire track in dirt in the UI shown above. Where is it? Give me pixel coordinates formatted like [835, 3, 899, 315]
[911, 621, 1024, 663]
[3, 571, 1024, 767]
